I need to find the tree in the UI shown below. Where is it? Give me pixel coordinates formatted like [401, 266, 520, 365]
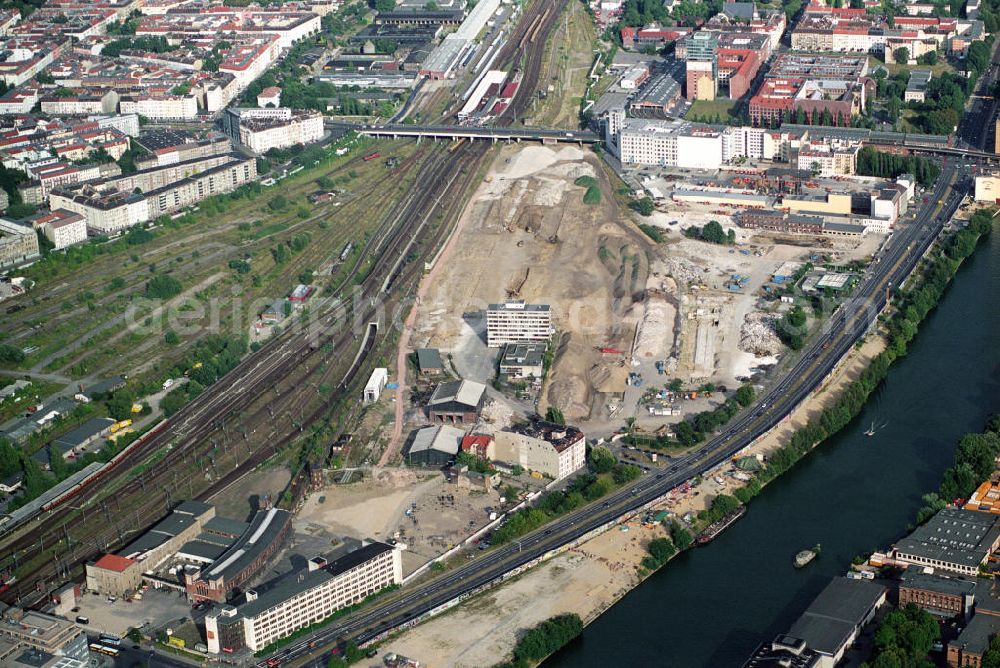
[612, 464, 642, 485]
[372, 0, 395, 11]
[511, 614, 583, 663]
[588, 445, 617, 473]
[735, 384, 755, 408]
[145, 274, 183, 300]
[545, 406, 566, 426]
[106, 389, 135, 420]
[893, 47, 910, 64]
[670, 522, 693, 550]
[630, 197, 655, 216]
[164, 330, 180, 345]
[0, 344, 26, 364]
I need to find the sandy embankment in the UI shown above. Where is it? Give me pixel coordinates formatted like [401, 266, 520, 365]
[381, 336, 886, 668]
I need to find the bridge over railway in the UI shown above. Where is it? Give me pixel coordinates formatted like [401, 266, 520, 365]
[344, 122, 1000, 161]
[348, 122, 601, 144]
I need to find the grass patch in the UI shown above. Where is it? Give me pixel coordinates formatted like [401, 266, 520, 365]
[685, 99, 738, 122]
[574, 175, 599, 188]
[251, 222, 290, 239]
[583, 186, 601, 205]
[638, 224, 664, 243]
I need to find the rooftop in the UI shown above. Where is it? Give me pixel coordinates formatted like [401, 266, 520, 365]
[429, 379, 486, 408]
[508, 419, 585, 453]
[237, 541, 394, 619]
[93, 553, 135, 573]
[415, 347, 443, 371]
[786, 578, 886, 655]
[895, 508, 1000, 569]
[950, 611, 1000, 656]
[410, 425, 465, 457]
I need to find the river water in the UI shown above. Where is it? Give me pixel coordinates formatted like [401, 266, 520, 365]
[546, 226, 1000, 668]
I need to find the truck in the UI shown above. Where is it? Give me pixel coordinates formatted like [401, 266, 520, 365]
[162, 378, 174, 391]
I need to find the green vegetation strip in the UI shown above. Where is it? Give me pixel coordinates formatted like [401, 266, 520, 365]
[745, 210, 994, 498]
[494, 614, 584, 668]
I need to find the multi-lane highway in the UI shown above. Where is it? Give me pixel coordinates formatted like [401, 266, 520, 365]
[261, 167, 968, 667]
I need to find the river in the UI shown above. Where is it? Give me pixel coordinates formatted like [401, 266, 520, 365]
[546, 226, 1000, 668]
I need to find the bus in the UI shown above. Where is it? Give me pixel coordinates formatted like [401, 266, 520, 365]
[98, 634, 122, 647]
[89, 643, 120, 657]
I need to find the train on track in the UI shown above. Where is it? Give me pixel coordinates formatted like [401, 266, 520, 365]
[0, 419, 170, 537]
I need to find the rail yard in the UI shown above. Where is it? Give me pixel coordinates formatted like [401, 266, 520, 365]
[0, 0, 995, 666]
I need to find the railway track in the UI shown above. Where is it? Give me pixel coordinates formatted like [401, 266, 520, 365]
[2, 0, 564, 613]
[0, 142, 486, 605]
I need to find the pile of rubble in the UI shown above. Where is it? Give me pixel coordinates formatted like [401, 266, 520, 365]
[477, 399, 514, 433]
[739, 312, 784, 356]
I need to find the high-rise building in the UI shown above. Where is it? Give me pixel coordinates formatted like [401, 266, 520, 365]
[485, 301, 552, 348]
[685, 32, 718, 101]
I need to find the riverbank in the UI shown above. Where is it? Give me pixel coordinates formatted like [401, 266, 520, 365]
[545, 210, 998, 667]
[379, 335, 886, 667]
[379, 210, 996, 667]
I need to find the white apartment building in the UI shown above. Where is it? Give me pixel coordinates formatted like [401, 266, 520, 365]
[238, 110, 324, 153]
[796, 142, 859, 176]
[205, 542, 402, 653]
[51, 156, 257, 235]
[485, 301, 552, 348]
[37, 209, 88, 249]
[618, 120, 725, 169]
[493, 423, 586, 481]
[50, 190, 149, 236]
[119, 94, 199, 121]
[40, 92, 118, 116]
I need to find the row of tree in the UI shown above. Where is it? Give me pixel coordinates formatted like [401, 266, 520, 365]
[683, 220, 735, 245]
[754, 209, 993, 496]
[497, 614, 584, 667]
[855, 148, 941, 188]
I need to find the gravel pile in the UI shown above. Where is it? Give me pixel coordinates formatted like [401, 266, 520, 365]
[739, 312, 784, 356]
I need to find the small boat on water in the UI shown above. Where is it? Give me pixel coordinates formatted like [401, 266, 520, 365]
[794, 544, 822, 568]
[696, 506, 746, 545]
[864, 421, 876, 436]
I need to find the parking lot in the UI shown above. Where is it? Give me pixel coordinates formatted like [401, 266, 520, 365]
[74, 586, 193, 637]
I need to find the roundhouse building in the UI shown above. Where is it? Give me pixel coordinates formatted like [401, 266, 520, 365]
[185, 507, 292, 602]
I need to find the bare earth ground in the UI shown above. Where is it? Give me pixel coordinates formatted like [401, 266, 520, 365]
[411, 144, 647, 422]
[381, 336, 886, 667]
[208, 466, 292, 522]
[296, 469, 503, 575]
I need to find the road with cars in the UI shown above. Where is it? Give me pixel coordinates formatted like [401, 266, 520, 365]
[258, 165, 967, 667]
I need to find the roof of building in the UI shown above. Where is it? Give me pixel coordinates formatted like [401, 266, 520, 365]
[950, 611, 1000, 656]
[415, 348, 443, 371]
[895, 508, 1000, 569]
[93, 553, 135, 573]
[410, 425, 465, 457]
[118, 531, 170, 559]
[237, 541, 394, 619]
[743, 635, 822, 668]
[201, 508, 290, 583]
[500, 342, 546, 367]
[429, 380, 486, 409]
[487, 300, 550, 312]
[900, 570, 976, 598]
[52, 417, 114, 449]
[177, 540, 228, 562]
[78, 375, 125, 397]
[174, 499, 214, 517]
[786, 578, 886, 656]
[506, 419, 585, 453]
[203, 516, 249, 537]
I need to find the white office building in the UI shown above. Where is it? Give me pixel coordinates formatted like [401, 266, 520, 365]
[485, 301, 552, 348]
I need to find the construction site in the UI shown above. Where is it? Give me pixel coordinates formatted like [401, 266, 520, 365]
[407, 144, 893, 436]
